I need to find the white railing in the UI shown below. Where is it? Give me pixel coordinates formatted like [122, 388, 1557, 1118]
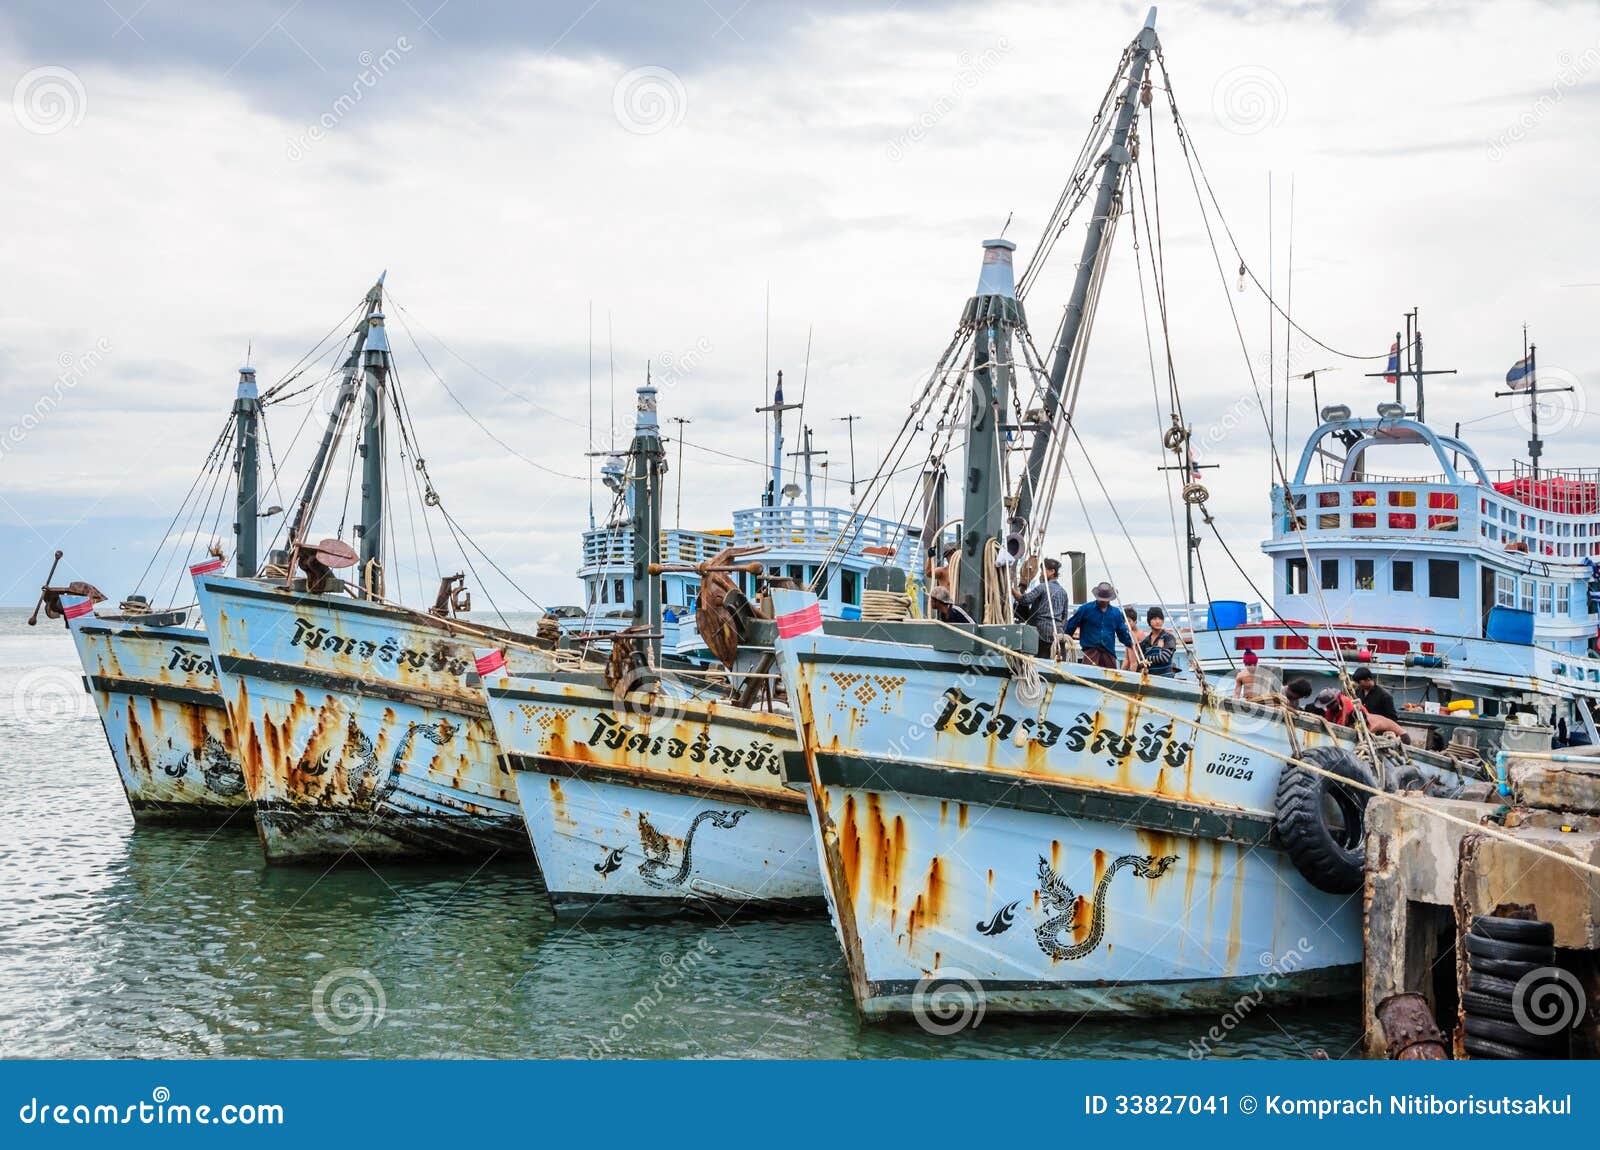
[731, 505, 918, 567]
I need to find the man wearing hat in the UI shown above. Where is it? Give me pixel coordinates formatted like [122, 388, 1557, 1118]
[1350, 666, 1399, 722]
[1012, 557, 1070, 658]
[1061, 581, 1134, 669]
[929, 584, 975, 625]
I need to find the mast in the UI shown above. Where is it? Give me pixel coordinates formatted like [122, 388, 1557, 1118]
[629, 378, 666, 665]
[958, 237, 1023, 623]
[1016, 9, 1157, 527]
[356, 310, 391, 598]
[284, 277, 384, 553]
[757, 369, 799, 506]
[232, 364, 261, 577]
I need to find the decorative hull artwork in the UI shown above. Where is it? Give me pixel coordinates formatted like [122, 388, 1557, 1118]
[194, 574, 550, 863]
[67, 611, 248, 824]
[481, 671, 823, 916]
[774, 601, 1365, 1018]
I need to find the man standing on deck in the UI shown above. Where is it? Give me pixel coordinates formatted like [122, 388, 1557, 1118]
[1012, 557, 1070, 658]
[1351, 666, 1399, 722]
[1061, 581, 1134, 669]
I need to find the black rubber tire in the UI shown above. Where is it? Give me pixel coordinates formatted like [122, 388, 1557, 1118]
[1463, 1014, 1566, 1053]
[1274, 745, 1377, 894]
[1472, 915, 1556, 946]
[1466, 971, 1522, 999]
[1465, 933, 1555, 966]
[1468, 956, 1547, 982]
[1461, 990, 1519, 1022]
[1391, 765, 1427, 793]
[1464, 1035, 1540, 1060]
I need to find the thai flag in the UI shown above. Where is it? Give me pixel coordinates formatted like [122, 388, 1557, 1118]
[1383, 342, 1398, 384]
[1506, 351, 1535, 390]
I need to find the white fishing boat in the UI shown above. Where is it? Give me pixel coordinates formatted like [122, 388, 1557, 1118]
[772, 10, 1471, 1019]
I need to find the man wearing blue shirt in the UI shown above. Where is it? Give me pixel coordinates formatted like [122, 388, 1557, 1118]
[1061, 581, 1134, 668]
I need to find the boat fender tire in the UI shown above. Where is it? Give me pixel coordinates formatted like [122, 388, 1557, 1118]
[1467, 956, 1547, 982]
[1463, 1035, 1541, 1061]
[1463, 1015, 1566, 1054]
[1466, 971, 1522, 1000]
[1472, 915, 1556, 946]
[1390, 765, 1427, 793]
[1274, 745, 1376, 895]
[1464, 934, 1554, 966]
[1460, 990, 1519, 1023]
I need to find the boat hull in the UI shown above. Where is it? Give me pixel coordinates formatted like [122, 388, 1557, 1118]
[195, 575, 548, 864]
[67, 613, 249, 825]
[775, 614, 1372, 1019]
[484, 674, 823, 917]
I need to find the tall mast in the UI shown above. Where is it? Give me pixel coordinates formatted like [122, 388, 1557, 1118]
[285, 276, 384, 553]
[356, 310, 391, 598]
[629, 377, 666, 665]
[958, 237, 1023, 623]
[757, 369, 799, 506]
[1016, 10, 1157, 527]
[232, 364, 261, 577]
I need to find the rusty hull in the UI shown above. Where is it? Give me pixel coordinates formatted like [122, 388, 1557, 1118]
[66, 612, 250, 825]
[195, 574, 551, 864]
[484, 673, 824, 916]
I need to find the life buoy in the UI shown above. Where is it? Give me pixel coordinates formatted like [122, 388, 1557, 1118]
[1274, 744, 1376, 894]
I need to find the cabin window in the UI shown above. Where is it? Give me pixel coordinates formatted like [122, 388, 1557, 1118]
[1539, 582, 1554, 614]
[1318, 513, 1341, 529]
[1388, 490, 1417, 507]
[1495, 572, 1515, 608]
[1286, 558, 1309, 595]
[787, 563, 804, 585]
[1388, 513, 1416, 529]
[1355, 559, 1375, 590]
[1353, 490, 1376, 507]
[1393, 561, 1414, 593]
[1429, 492, 1459, 510]
[1557, 584, 1571, 616]
[1519, 581, 1535, 614]
[1352, 512, 1377, 529]
[1319, 559, 1340, 591]
[1428, 559, 1459, 599]
[841, 569, 860, 606]
[1318, 492, 1340, 507]
[613, 578, 625, 605]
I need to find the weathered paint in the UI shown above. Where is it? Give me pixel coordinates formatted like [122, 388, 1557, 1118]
[66, 612, 249, 824]
[483, 673, 823, 917]
[771, 593, 1417, 1018]
[194, 574, 551, 863]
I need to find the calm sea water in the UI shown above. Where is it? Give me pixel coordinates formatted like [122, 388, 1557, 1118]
[0, 609, 1358, 1059]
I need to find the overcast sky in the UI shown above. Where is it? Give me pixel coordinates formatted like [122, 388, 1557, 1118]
[2, 0, 1597, 611]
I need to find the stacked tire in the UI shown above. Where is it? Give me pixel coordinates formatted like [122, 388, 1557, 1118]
[1461, 915, 1567, 1059]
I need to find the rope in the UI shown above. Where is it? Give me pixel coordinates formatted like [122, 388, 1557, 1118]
[927, 619, 1600, 882]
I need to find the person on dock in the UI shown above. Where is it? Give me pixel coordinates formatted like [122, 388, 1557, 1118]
[1139, 606, 1178, 677]
[1351, 666, 1399, 722]
[1012, 557, 1070, 658]
[1060, 581, 1133, 669]
[929, 585, 975, 625]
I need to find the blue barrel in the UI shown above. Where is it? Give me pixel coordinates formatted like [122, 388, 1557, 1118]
[1206, 600, 1248, 631]
[1485, 605, 1535, 645]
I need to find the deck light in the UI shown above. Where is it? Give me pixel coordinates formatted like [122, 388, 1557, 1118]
[1320, 404, 1352, 423]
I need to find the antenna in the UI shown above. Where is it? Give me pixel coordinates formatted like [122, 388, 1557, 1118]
[1495, 325, 1570, 480]
[1363, 309, 1454, 421]
[837, 413, 861, 498]
[1282, 176, 1295, 457]
[669, 415, 692, 528]
[608, 310, 615, 452]
[587, 301, 595, 530]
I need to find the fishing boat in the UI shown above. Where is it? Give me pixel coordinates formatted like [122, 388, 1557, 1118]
[44, 362, 269, 824]
[193, 278, 556, 863]
[1190, 351, 1600, 763]
[479, 380, 916, 916]
[771, 11, 1467, 1019]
